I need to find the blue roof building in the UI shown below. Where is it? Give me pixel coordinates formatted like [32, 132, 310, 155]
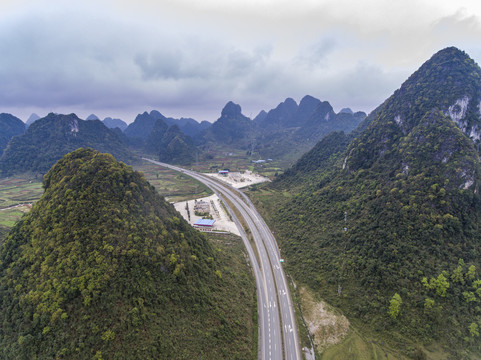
[194, 218, 216, 227]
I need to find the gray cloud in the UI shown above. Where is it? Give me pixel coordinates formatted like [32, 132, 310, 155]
[135, 50, 183, 80]
[295, 37, 338, 68]
[432, 8, 481, 51]
[1, 0, 481, 123]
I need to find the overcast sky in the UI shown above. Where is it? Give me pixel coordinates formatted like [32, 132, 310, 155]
[1, 0, 481, 123]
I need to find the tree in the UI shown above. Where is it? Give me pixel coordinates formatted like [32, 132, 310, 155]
[466, 265, 476, 281]
[433, 273, 450, 297]
[388, 293, 402, 319]
[452, 264, 465, 285]
[469, 322, 479, 337]
[424, 298, 435, 311]
[422, 272, 450, 297]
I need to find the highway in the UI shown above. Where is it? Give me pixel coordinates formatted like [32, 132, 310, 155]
[143, 159, 301, 360]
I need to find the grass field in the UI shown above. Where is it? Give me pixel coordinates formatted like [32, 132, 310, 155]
[162, 144, 287, 179]
[0, 205, 31, 228]
[134, 160, 213, 202]
[320, 331, 404, 360]
[0, 175, 43, 209]
[0, 175, 44, 236]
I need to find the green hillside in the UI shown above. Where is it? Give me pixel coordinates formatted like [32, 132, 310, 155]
[253, 47, 481, 358]
[0, 113, 25, 157]
[0, 113, 133, 176]
[0, 148, 255, 359]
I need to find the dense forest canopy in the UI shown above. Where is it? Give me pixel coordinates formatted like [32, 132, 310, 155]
[0, 148, 255, 359]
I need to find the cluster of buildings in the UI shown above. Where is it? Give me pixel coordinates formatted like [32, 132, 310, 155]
[192, 200, 215, 231]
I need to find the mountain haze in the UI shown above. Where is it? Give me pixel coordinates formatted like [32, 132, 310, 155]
[25, 113, 40, 127]
[199, 97, 364, 165]
[252, 96, 365, 162]
[86, 114, 99, 121]
[102, 117, 128, 131]
[163, 116, 211, 138]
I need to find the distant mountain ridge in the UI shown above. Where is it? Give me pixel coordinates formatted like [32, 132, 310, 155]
[201, 101, 254, 146]
[125, 111, 198, 165]
[124, 111, 159, 144]
[197, 96, 365, 165]
[0, 113, 133, 176]
[1, 96, 364, 169]
[86, 114, 99, 120]
[124, 111, 209, 146]
[26, 113, 40, 127]
[102, 117, 128, 131]
[145, 119, 197, 165]
[252, 95, 365, 162]
[163, 116, 211, 138]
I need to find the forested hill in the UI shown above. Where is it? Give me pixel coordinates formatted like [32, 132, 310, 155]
[0, 113, 25, 157]
[260, 47, 481, 357]
[0, 148, 254, 359]
[145, 120, 197, 165]
[0, 113, 133, 176]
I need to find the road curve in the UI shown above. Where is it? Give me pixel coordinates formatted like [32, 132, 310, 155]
[144, 159, 301, 360]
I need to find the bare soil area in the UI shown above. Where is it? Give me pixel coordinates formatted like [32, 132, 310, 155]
[204, 170, 270, 188]
[299, 287, 350, 354]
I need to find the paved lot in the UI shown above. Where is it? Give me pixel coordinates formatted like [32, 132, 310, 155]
[204, 170, 270, 188]
[174, 194, 241, 236]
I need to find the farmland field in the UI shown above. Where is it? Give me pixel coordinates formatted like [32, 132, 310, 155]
[134, 160, 213, 202]
[0, 175, 43, 242]
[0, 205, 31, 228]
[0, 175, 43, 210]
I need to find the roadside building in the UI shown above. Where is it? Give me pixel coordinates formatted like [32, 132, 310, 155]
[193, 218, 216, 231]
[194, 200, 210, 213]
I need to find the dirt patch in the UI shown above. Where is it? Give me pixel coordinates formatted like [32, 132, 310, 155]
[204, 170, 270, 188]
[299, 287, 350, 353]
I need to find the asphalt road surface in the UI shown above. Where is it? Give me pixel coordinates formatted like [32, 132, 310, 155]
[144, 159, 301, 360]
